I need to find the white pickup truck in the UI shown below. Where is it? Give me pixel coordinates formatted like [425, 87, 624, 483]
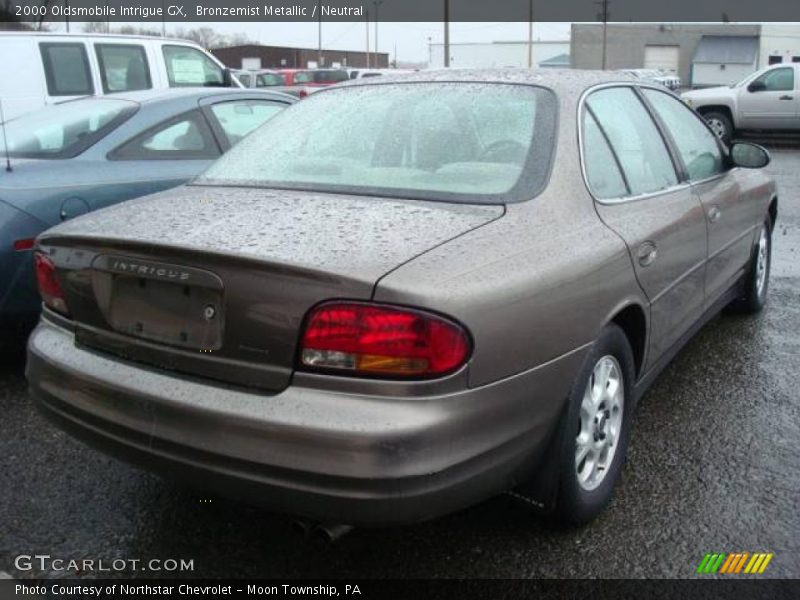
[682, 63, 799, 142]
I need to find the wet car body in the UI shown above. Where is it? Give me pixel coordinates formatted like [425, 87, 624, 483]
[26, 70, 777, 526]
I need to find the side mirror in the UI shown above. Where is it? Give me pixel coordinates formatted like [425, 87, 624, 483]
[730, 142, 770, 169]
[222, 68, 235, 88]
[747, 80, 766, 93]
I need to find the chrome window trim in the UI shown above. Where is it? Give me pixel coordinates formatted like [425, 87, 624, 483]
[578, 82, 693, 205]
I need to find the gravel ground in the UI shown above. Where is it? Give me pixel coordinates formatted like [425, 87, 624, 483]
[1, 146, 798, 579]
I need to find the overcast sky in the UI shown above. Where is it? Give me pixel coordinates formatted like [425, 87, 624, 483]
[53, 21, 572, 63]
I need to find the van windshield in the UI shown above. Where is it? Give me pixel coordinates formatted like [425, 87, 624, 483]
[2, 98, 136, 159]
[196, 82, 557, 204]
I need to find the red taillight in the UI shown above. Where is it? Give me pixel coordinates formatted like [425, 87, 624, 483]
[13, 238, 35, 251]
[34, 251, 68, 315]
[299, 301, 471, 378]
[298, 89, 308, 98]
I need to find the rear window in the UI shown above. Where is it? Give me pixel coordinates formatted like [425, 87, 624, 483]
[256, 72, 286, 87]
[3, 98, 136, 159]
[39, 42, 93, 96]
[293, 70, 348, 84]
[196, 82, 557, 204]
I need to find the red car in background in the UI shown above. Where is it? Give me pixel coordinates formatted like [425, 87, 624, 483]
[278, 69, 350, 97]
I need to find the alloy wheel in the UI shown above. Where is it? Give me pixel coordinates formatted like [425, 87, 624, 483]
[575, 355, 624, 491]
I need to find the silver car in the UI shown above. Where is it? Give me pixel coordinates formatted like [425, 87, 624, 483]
[27, 70, 777, 527]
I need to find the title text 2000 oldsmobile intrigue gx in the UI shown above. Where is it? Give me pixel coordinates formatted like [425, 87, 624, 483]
[26, 70, 777, 526]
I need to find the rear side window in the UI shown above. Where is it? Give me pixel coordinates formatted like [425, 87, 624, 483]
[208, 100, 286, 146]
[163, 45, 225, 87]
[585, 87, 678, 197]
[110, 110, 220, 160]
[582, 110, 628, 199]
[95, 44, 152, 93]
[40, 43, 93, 96]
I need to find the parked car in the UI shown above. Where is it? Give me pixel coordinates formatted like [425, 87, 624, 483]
[27, 70, 776, 527]
[0, 32, 240, 122]
[0, 87, 293, 341]
[231, 69, 300, 97]
[619, 68, 680, 91]
[346, 68, 415, 79]
[682, 63, 799, 142]
[277, 68, 350, 97]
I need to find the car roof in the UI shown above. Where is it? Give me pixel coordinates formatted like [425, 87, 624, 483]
[57, 87, 290, 106]
[340, 68, 637, 94]
[0, 31, 202, 46]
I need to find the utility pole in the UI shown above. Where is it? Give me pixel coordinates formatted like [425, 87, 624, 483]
[527, 0, 533, 68]
[427, 36, 432, 68]
[365, 9, 370, 68]
[317, 0, 323, 67]
[596, 0, 610, 70]
[373, 1, 382, 68]
[444, 0, 450, 67]
[162, 0, 166, 36]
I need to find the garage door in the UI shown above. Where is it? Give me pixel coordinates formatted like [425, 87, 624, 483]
[644, 45, 679, 73]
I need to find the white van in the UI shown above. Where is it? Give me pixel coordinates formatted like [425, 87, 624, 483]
[0, 32, 240, 122]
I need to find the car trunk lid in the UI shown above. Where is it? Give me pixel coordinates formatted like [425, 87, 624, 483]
[38, 185, 503, 391]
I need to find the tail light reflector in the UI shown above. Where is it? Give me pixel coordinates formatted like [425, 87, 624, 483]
[299, 301, 471, 378]
[34, 251, 69, 315]
[13, 238, 35, 251]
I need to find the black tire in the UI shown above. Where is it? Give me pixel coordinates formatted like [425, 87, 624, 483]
[729, 219, 772, 313]
[555, 323, 635, 525]
[703, 110, 734, 144]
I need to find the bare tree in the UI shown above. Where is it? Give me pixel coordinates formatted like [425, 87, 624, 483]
[216, 32, 253, 48]
[82, 21, 109, 34]
[175, 27, 220, 50]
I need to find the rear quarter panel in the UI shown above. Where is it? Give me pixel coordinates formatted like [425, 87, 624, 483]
[374, 106, 649, 389]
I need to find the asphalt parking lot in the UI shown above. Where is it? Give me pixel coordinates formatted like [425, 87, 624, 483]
[1, 145, 798, 580]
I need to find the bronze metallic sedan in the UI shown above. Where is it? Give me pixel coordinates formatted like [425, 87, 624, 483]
[26, 70, 777, 526]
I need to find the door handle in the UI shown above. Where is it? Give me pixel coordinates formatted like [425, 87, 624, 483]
[59, 209, 69, 221]
[708, 205, 721, 223]
[779, 95, 794, 100]
[637, 241, 657, 267]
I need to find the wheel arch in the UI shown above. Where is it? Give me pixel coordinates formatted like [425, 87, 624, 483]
[768, 196, 778, 231]
[608, 303, 648, 380]
[695, 104, 735, 128]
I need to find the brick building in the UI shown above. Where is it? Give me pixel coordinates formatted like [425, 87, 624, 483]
[211, 44, 389, 70]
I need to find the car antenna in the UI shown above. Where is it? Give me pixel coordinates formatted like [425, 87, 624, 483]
[0, 98, 11, 172]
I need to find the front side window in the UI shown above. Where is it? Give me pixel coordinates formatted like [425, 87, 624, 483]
[196, 83, 557, 204]
[585, 87, 678, 196]
[3, 98, 135, 159]
[643, 89, 723, 181]
[751, 67, 794, 92]
[163, 45, 224, 87]
[95, 44, 152, 93]
[39, 42, 93, 96]
[209, 100, 287, 145]
[111, 111, 219, 160]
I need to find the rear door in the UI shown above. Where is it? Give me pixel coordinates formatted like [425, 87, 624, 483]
[582, 85, 707, 370]
[93, 108, 223, 211]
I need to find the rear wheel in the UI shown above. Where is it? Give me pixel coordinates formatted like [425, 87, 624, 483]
[730, 219, 771, 313]
[555, 324, 635, 525]
[703, 111, 734, 144]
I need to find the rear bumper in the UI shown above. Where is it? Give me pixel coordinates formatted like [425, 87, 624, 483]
[27, 318, 586, 525]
